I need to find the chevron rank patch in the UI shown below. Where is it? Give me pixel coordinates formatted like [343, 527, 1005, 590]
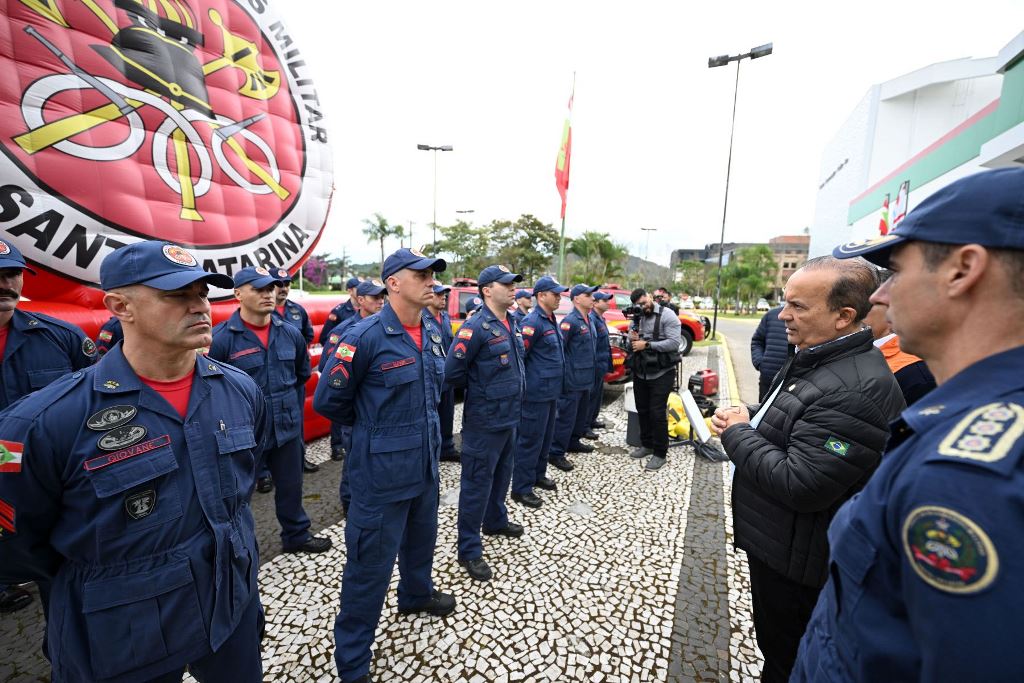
[824, 436, 850, 456]
[937, 402, 1024, 463]
[0, 497, 15, 536]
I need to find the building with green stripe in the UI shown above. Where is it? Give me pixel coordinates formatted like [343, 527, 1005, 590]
[810, 32, 1024, 257]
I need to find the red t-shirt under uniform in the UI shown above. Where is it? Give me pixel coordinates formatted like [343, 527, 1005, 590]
[242, 320, 271, 348]
[403, 324, 422, 351]
[138, 369, 195, 419]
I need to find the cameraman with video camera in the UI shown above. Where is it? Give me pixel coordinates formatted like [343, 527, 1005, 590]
[625, 288, 682, 471]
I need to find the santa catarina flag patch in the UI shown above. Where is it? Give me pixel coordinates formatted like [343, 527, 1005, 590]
[0, 441, 23, 473]
[335, 343, 356, 362]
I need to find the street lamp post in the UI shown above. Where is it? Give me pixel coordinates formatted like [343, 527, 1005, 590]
[640, 227, 657, 262]
[707, 42, 772, 341]
[417, 143, 454, 249]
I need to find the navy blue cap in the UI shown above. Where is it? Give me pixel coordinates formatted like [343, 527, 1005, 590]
[593, 291, 613, 301]
[432, 283, 451, 294]
[532, 276, 568, 296]
[570, 284, 599, 299]
[466, 296, 483, 314]
[274, 267, 293, 282]
[233, 266, 286, 290]
[514, 288, 531, 299]
[478, 264, 523, 286]
[345, 276, 361, 289]
[100, 241, 234, 290]
[381, 248, 446, 280]
[0, 239, 36, 274]
[834, 168, 1024, 267]
[356, 279, 387, 296]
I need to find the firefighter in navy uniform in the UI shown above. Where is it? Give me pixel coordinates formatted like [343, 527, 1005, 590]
[209, 267, 331, 555]
[510, 276, 567, 509]
[792, 168, 1024, 682]
[587, 291, 613, 430]
[317, 279, 387, 513]
[510, 288, 532, 325]
[94, 316, 124, 357]
[0, 240, 269, 682]
[272, 267, 319, 474]
[425, 282, 458, 461]
[273, 268, 315, 345]
[444, 265, 527, 582]
[0, 238, 94, 613]
[315, 248, 456, 683]
[319, 276, 362, 346]
[548, 284, 599, 472]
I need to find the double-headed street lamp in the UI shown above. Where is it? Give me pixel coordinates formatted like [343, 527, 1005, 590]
[707, 42, 772, 340]
[417, 143, 454, 248]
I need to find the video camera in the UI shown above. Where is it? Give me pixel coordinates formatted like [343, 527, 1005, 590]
[622, 304, 643, 331]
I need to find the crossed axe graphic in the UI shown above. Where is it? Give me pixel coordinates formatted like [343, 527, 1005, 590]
[13, 0, 289, 221]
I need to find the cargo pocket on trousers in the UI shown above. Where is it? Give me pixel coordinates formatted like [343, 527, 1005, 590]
[82, 558, 205, 680]
[345, 508, 384, 567]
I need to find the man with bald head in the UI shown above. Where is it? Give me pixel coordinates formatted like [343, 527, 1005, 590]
[0, 240, 270, 681]
[794, 167, 1024, 682]
[711, 255, 904, 683]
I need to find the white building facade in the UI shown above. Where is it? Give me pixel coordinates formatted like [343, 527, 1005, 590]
[810, 32, 1024, 257]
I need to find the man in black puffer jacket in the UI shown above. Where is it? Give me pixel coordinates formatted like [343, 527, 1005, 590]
[750, 305, 791, 401]
[712, 256, 905, 683]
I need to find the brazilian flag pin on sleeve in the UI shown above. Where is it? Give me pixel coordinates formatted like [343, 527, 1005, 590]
[825, 436, 851, 456]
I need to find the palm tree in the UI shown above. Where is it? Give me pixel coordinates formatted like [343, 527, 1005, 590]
[567, 231, 628, 284]
[362, 213, 404, 267]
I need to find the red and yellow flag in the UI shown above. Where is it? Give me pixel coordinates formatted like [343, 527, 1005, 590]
[555, 84, 574, 219]
[878, 193, 890, 235]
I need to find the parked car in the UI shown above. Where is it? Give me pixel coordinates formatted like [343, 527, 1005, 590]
[756, 298, 770, 311]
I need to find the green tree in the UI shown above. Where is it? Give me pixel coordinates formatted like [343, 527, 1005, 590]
[675, 260, 709, 297]
[567, 231, 628, 284]
[362, 213, 404, 267]
[490, 214, 561, 281]
[430, 220, 491, 278]
[719, 245, 777, 313]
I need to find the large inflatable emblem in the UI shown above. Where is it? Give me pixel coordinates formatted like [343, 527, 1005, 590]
[0, 0, 333, 302]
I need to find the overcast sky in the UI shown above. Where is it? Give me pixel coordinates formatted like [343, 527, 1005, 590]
[285, 1, 1021, 267]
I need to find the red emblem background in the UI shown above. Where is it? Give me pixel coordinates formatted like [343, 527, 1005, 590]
[0, 0, 304, 247]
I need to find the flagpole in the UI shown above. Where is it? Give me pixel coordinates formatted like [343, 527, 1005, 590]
[558, 214, 566, 281]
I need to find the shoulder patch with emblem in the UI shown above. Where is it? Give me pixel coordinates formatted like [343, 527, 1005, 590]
[903, 505, 998, 594]
[328, 333, 340, 346]
[560, 322, 571, 331]
[98, 330, 113, 342]
[458, 328, 474, 340]
[82, 338, 97, 357]
[937, 402, 1023, 463]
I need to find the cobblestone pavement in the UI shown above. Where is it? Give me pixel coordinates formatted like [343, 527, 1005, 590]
[1, 345, 762, 682]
